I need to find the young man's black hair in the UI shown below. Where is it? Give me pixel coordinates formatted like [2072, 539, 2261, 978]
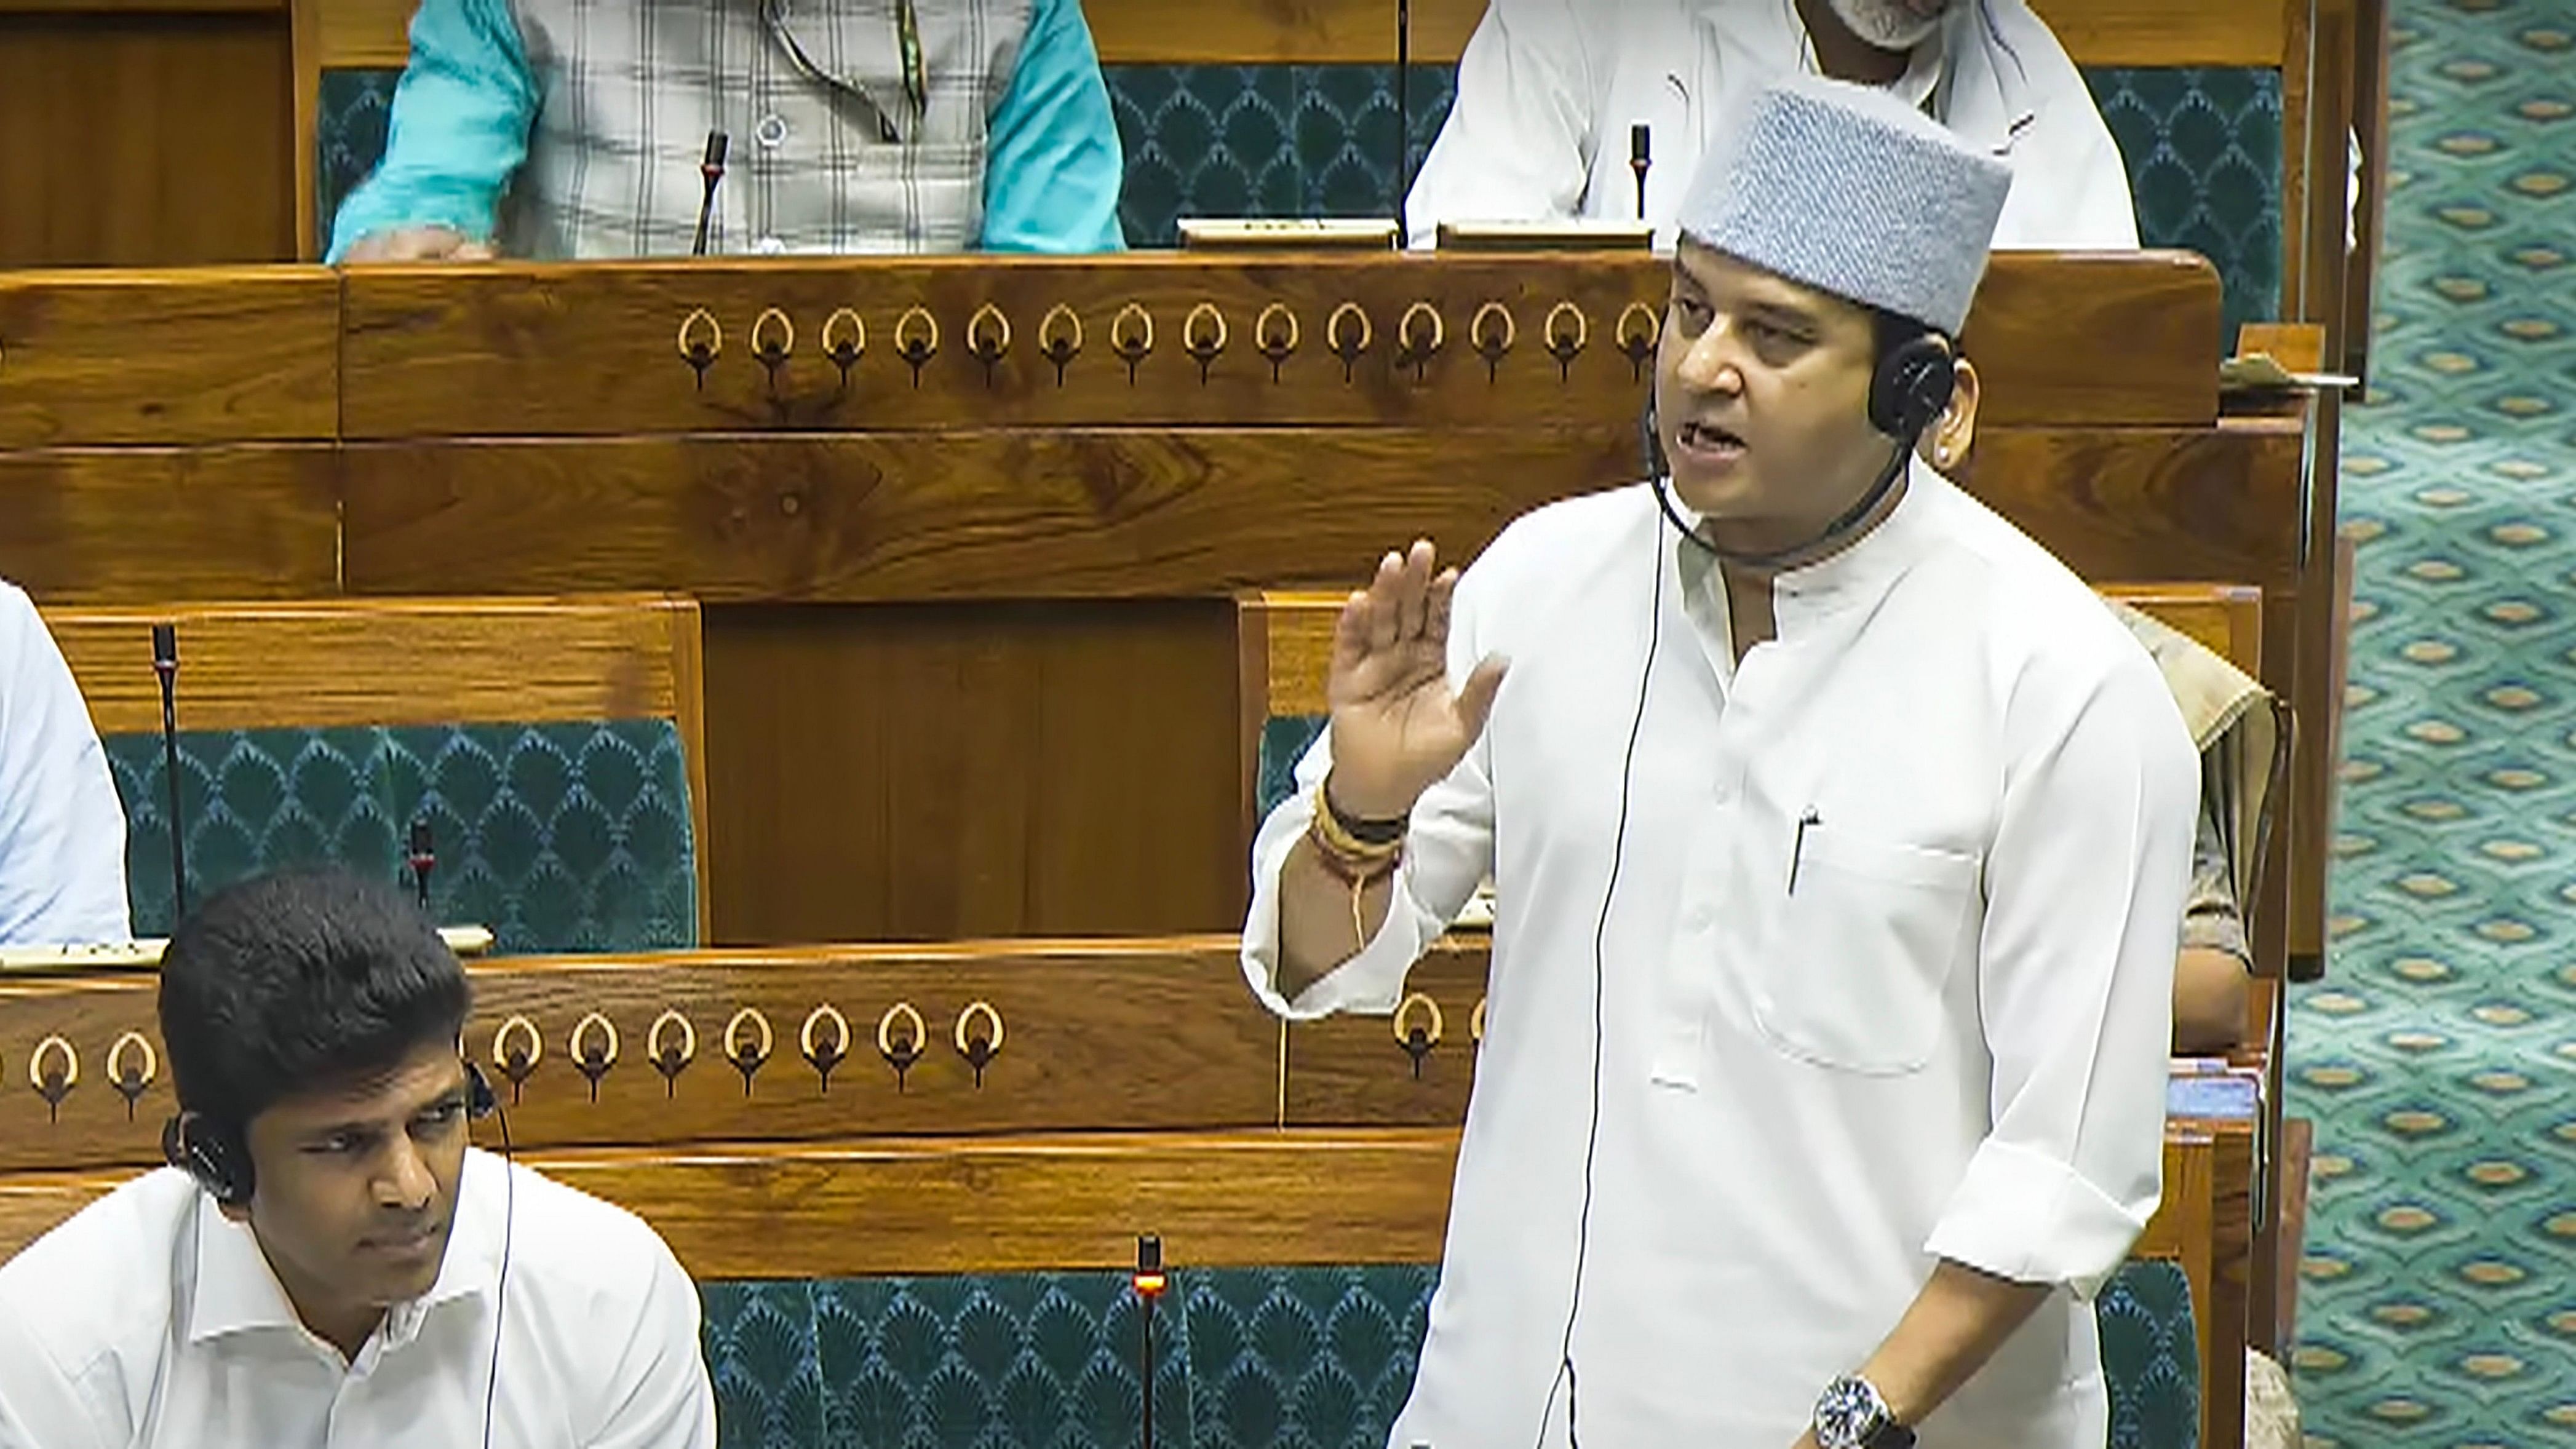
[158, 866, 472, 1177]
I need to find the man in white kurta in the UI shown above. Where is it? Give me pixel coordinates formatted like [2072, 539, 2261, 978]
[1246, 74, 2193, 1449]
[1405, 0, 2138, 251]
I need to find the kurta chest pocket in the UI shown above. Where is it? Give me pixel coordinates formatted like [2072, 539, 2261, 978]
[1748, 827, 1981, 1075]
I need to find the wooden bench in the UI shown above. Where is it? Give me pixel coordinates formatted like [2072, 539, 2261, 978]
[39, 593, 712, 949]
[0, 932, 2233, 1445]
[0, 248, 2298, 956]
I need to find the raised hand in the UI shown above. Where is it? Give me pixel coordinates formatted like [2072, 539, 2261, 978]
[1322, 540, 1508, 822]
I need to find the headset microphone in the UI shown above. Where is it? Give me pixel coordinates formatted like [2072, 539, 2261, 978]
[1647, 331, 1954, 571]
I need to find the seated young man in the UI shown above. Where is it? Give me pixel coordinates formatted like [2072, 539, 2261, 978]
[332, 0, 1124, 260]
[0, 868, 715, 1448]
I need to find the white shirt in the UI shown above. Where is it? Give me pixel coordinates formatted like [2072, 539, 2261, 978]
[0, 580, 129, 945]
[1243, 466, 2194, 1448]
[1407, 0, 2141, 251]
[0, 1151, 715, 1449]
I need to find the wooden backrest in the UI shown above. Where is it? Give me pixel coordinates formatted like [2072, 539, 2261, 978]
[1246, 583, 2265, 717]
[50, 593, 700, 736]
[41, 593, 713, 938]
[2101, 581, 2265, 675]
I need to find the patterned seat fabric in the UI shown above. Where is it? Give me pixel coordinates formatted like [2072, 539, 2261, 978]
[2099, 1259, 2204, 1449]
[1105, 64, 1453, 249]
[318, 63, 2281, 339]
[103, 721, 697, 953]
[2084, 67, 2284, 346]
[694, 1261, 2190, 1449]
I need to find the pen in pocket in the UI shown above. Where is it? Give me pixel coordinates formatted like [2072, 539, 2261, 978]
[1788, 808, 1819, 895]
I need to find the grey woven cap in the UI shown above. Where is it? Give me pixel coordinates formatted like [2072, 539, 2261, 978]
[1674, 72, 2013, 336]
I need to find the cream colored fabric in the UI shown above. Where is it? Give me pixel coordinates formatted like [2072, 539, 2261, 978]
[2246, 1348, 2304, 1449]
[2105, 598, 2286, 916]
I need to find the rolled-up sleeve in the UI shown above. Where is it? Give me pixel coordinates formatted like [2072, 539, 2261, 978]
[1923, 650, 2195, 1296]
[1240, 574, 1501, 1020]
[325, 0, 536, 261]
[979, 0, 1125, 253]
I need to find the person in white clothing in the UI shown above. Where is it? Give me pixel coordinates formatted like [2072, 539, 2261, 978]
[1246, 74, 2194, 1448]
[0, 868, 715, 1449]
[0, 579, 130, 946]
[1407, 0, 2139, 251]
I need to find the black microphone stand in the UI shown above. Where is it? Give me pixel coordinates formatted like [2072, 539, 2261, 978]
[1134, 1235, 1167, 1449]
[692, 130, 729, 256]
[1631, 123, 1652, 222]
[150, 624, 186, 921]
[408, 818, 437, 913]
[1393, 0, 1412, 240]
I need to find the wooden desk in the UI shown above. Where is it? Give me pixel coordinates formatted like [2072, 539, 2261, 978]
[0, 251, 2316, 961]
[0, 934, 2254, 1448]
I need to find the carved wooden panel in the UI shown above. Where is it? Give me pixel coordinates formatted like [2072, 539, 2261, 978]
[336, 252, 2218, 440]
[1281, 939, 1489, 1129]
[0, 939, 1284, 1174]
[340, 256, 1664, 439]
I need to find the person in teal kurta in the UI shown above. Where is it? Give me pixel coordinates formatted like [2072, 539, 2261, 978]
[331, 0, 1125, 262]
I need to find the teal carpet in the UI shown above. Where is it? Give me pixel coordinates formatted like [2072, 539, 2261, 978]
[2290, 2, 2576, 1445]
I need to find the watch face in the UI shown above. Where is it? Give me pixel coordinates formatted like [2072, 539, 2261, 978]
[1813, 1376, 1886, 1449]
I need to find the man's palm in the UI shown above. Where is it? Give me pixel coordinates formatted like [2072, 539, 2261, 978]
[1322, 541, 1507, 820]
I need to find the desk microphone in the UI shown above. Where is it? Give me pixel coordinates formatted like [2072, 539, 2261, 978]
[408, 818, 436, 913]
[1394, 0, 1413, 239]
[692, 130, 729, 256]
[1133, 1235, 1168, 1449]
[150, 624, 188, 923]
[1631, 124, 1652, 223]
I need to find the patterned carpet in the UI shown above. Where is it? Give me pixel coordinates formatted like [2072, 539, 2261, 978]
[2289, 2, 2576, 1445]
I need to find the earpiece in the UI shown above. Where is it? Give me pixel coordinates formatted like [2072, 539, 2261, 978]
[164, 1111, 255, 1207]
[1639, 392, 1668, 480]
[1868, 333, 1955, 441]
[164, 1060, 500, 1207]
[465, 1060, 498, 1121]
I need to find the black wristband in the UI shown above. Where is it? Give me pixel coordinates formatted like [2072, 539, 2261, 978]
[1321, 779, 1410, 846]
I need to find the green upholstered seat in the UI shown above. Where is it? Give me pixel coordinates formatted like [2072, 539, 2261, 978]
[693, 1260, 2192, 1449]
[104, 721, 698, 954]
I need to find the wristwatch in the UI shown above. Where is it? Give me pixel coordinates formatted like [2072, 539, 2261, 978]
[1812, 1375, 1915, 1449]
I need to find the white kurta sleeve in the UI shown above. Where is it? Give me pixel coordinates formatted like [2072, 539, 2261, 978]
[0, 584, 131, 947]
[1922, 651, 2194, 1296]
[1240, 570, 1502, 1021]
[1402, 0, 1599, 247]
